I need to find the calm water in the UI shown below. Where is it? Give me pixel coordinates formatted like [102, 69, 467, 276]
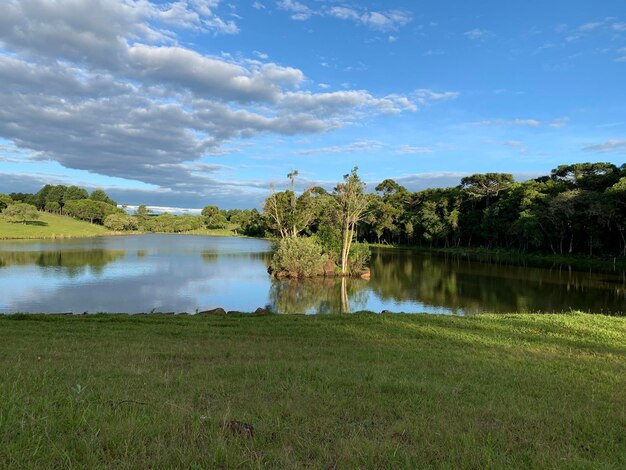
[0, 235, 624, 315]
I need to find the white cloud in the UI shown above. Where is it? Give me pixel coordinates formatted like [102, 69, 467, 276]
[252, 2, 265, 10]
[0, 0, 438, 206]
[278, 3, 412, 31]
[298, 140, 383, 155]
[396, 145, 433, 155]
[277, 0, 314, 21]
[464, 28, 493, 40]
[549, 117, 569, 128]
[579, 21, 604, 32]
[504, 140, 528, 153]
[127, 44, 304, 102]
[414, 89, 459, 105]
[613, 22, 626, 32]
[583, 140, 626, 153]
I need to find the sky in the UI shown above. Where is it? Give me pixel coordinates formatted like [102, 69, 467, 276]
[0, 0, 625, 209]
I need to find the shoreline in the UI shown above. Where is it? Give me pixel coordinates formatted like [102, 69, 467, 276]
[369, 243, 626, 271]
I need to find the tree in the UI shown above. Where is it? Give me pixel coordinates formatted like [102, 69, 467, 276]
[1, 203, 39, 224]
[44, 201, 61, 214]
[0, 194, 13, 211]
[64, 199, 115, 224]
[103, 213, 138, 231]
[90, 189, 117, 206]
[201, 205, 227, 229]
[63, 186, 89, 204]
[334, 167, 368, 275]
[460, 173, 514, 206]
[551, 162, 620, 191]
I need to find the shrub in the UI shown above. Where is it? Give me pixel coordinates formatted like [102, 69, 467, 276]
[104, 213, 138, 231]
[348, 242, 371, 273]
[269, 237, 328, 278]
[1, 203, 39, 224]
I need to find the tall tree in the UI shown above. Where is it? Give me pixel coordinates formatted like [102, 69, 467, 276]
[334, 167, 368, 275]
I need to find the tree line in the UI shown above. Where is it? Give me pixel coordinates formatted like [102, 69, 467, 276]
[2, 162, 625, 257]
[260, 162, 626, 257]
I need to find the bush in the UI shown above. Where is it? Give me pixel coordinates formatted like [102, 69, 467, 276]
[1, 203, 39, 224]
[269, 237, 328, 278]
[348, 242, 371, 273]
[104, 213, 138, 231]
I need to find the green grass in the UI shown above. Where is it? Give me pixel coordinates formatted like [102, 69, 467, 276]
[177, 223, 241, 237]
[1, 313, 625, 468]
[0, 212, 113, 239]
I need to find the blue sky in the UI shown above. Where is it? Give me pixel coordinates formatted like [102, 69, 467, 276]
[0, 0, 625, 208]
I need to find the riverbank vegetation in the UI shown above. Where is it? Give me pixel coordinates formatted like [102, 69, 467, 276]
[265, 168, 371, 278]
[1, 312, 624, 468]
[265, 162, 626, 260]
[3, 162, 626, 261]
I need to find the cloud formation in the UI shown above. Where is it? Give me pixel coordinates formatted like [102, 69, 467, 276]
[298, 140, 383, 155]
[0, 0, 440, 205]
[583, 140, 626, 153]
[276, 1, 412, 31]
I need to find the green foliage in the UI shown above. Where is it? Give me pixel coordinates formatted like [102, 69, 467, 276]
[90, 189, 117, 206]
[201, 205, 227, 229]
[63, 185, 89, 204]
[348, 241, 371, 273]
[64, 199, 116, 224]
[1, 203, 40, 224]
[103, 213, 138, 231]
[238, 209, 267, 237]
[269, 236, 328, 278]
[44, 201, 61, 213]
[0, 193, 13, 211]
[144, 213, 204, 233]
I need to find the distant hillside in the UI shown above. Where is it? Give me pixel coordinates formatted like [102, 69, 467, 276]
[0, 212, 112, 239]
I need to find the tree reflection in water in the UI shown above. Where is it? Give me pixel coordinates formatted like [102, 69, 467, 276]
[0, 250, 125, 277]
[269, 276, 369, 314]
[368, 248, 626, 314]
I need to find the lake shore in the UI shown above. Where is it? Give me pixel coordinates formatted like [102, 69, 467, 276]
[370, 243, 626, 271]
[1, 312, 625, 468]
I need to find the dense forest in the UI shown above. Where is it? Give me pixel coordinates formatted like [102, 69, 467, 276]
[1, 162, 625, 257]
[261, 162, 626, 257]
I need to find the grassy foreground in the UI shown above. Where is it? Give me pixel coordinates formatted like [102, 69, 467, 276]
[0, 212, 112, 239]
[1, 313, 625, 468]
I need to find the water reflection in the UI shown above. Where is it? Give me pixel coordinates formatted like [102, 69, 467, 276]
[0, 250, 125, 277]
[0, 236, 624, 315]
[368, 249, 626, 314]
[269, 277, 370, 314]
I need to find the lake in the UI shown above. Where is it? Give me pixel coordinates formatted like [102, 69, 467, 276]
[0, 234, 624, 315]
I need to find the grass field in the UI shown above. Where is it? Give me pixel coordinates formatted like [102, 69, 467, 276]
[177, 223, 241, 237]
[1, 313, 625, 468]
[0, 212, 112, 239]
